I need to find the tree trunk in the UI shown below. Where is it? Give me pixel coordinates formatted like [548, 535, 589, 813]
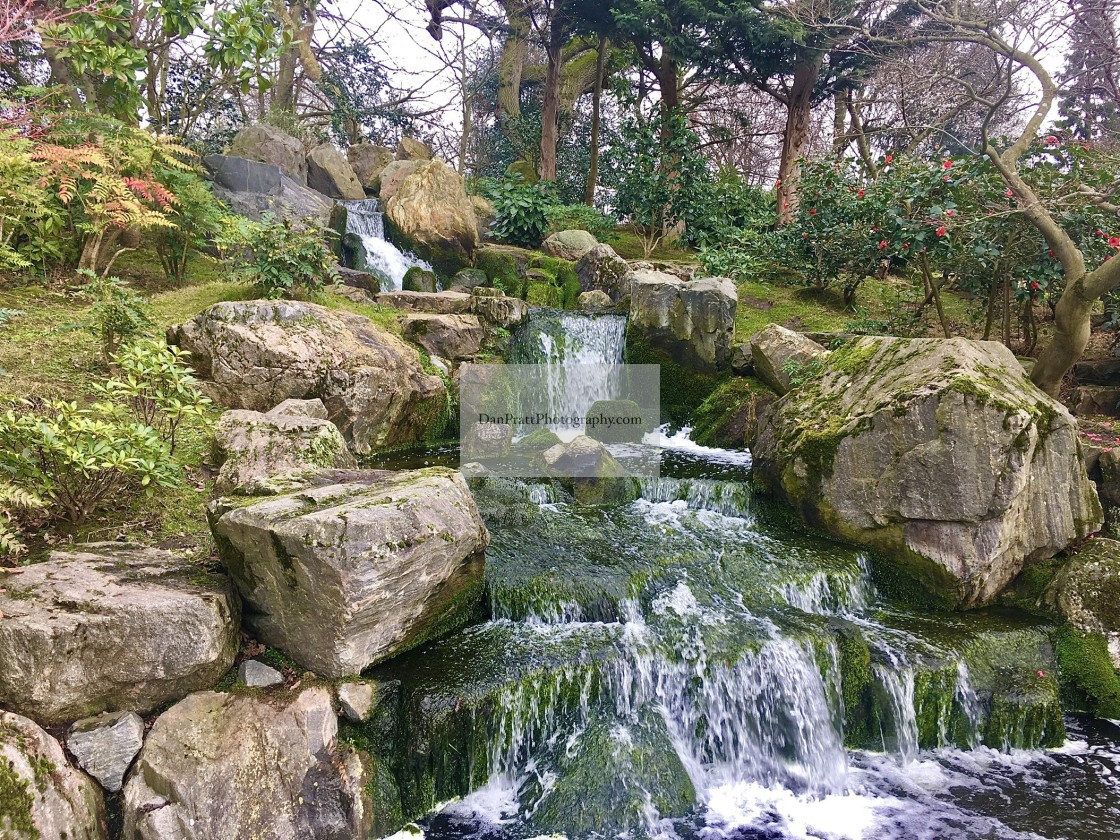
[497, 2, 530, 122]
[655, 48, 680, 120]
[1031, 275, 1094, 395]
[584, 37, 608, 206]
[538, 25, 564, 181]
[776, 54, 823, 225]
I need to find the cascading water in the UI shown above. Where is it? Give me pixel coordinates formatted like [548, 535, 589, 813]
[340, 198, 433, 291]
[366, 313, 1120, 840]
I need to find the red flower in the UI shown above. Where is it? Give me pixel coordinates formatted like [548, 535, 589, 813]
[1045, 135, 1059, 145]
[1005, 189, 1014, 197]
[884, 154, 894, 164]
[857, 189, 865, 198]
[936, 226, 947, 237]
[943, 175, 950, 181]
[809, 208, 817, 215]
[1109, 236, 1120, 248]
[775, 179, 781, 188]
[1036, 670, 1045, 678]
[801, 232, 808, 238]
[1048, 249, 1055, 257]
[1030, 281, 1040, 290]
[945, 209, 955, 217]
[878, 240, 888, 250]
[903, 243, 910, 249]
[1097, 229, 1106, 236]
[943, 159, 953, 169]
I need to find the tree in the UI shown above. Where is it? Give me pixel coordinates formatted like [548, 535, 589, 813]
[1057, 0, 1120, 142]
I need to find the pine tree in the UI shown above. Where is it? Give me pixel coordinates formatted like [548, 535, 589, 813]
[1058, 0, 1120, 141]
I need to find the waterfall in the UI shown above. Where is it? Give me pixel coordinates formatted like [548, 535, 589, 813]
[340, 198, 432, 291]
[511, 310, 628, 437]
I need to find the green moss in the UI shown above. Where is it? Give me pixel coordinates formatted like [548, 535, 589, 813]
[624, 326, 728, 423]
[0, 754, 37, 839]
[526, 281, 561, 307]
[835, 627, 876, 749]
[690, 377, 771, 449]
[474, 249, 524, 298]
[519, 428, 562, 450]
[1054, 624, 1120, 718]
[402, 267, 438, 293]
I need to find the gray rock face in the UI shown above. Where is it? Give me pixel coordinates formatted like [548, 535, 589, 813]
[237, 660, 284, 687]
[1, 711, 108, 840]
[229, 124, 306, 183]
[544, 229, 598, 261]
[0, 544, 238, 725]
[213, 408, 355, 495]
[67, 712, 144, 793]
[377, 290, 472, 314]
[402, 313, 484, 361]
[750, 324, 828, 395]
[575, 244, 633, 303]
[122, 688, 370, 840]
[471, 288, 528, 328]
[169, 300, 448, 455]
[452, 268, 488, 290]
[627, 272, 738, 373]
[730, 342, 754, 375]
[378, 159, 424, 204]
[752, 336, 1103, 607]
[336, 681, 375, 722]
[541, 436, 640, 506]
[210, 468, 489, 677]
[204, 154, 333, 226]
[306, 144, 365, 200]
[396, 136, 432, 160]
[269, 398, 329, 420]
[578, 290, 613, 312]
[347, 143, 394, 191]
[1044, 538, 1120, 667]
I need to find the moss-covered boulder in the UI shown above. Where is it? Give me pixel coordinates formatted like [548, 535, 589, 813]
[1, 711, 107, 840]
[575, 243, 632, 303]
[383, 159, 478, 276]
[170, 300, 448, 455]
[1046, 537, 1120, 668]
[690, 377, 776, 450]
[402, 265, 438, 293]
[210, 468, 488, 677]
[544, 229, 597, 261]
[586, 398, 646, 444]
[752, 336, 1103, 608]
[122, 688, 369, 840]
[541, 435, 640, 506]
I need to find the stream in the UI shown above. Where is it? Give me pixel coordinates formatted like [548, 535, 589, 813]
[364, 310, 1120, 840]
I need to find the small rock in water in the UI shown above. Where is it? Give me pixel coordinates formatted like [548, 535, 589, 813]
[336, 681, 375, 721]
[67, 711, 145, 792]
[238, 659, 284, 687]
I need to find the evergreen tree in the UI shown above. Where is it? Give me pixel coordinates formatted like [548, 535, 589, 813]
[1057, 0, 1120, 141]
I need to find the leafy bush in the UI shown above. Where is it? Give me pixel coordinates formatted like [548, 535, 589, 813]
[151, 167, 229, 284]
[96, 341, 212, 454]
[545, 203, 615, 239]
[0, 483, 41, 558]
[223, 213, 337, 299]
[80, 271, 153, 357]
[489, 175, 553, 248]
[0, 399, 180, 525]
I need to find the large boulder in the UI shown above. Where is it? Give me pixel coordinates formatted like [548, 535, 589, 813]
[213, 406, 356, 495]
[376, 290, 472, 314]
[544, 230, 598, 261]
[1, 711, 107, 840]
[0, 544, 238, 725]
[541, 436, 640, 506]
[169, 300, 448, 455]
[470, 287, 528, 328]
[229, 124, 306, 183]
[401, 313, 484, 361]
[122, 688, 369, 840]
[377, 159, 424, 204]
[1045, 538, 1120, 667]
[383, 159, 478, 275]
[752, 337, 1103, 607]
[396, 136, 432, 160]
[750, 324, 829, 395]
[203, 154, 332, 226]
[347, 143, 394, 191]
[627, 272, 737, 373]
[578, 290, 613, 312]
[306, 144, 365, 200]
[210, 468, 489, 677]
[575, 244, 632, 303]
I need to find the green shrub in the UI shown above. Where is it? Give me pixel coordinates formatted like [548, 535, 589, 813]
[222, 213, 337, 299]
[545, 204, 614, 239]
[79, 271, 153, 357]
[0, 483, 41, 558]
[490, 175, 553, 248]
[95, 341, 212, 454]
[151, 167, 229, 284]
[0, 399, 180, 525]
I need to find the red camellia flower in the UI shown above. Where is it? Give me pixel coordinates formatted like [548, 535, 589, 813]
[1097, 229, 1106, 237]
[943, 159, 953, 169]
[936, 226, 947, 237]
[884, 154, 894, 164]
[1045, 135, 1058, 145]
[1036, 670, 1045, 678]
[1109, 236, 1120, 247]
[809, 208, 817, 215]
[946, 209, 955, 217]
[857, 189, 865, 198]
[1048, 249, 1055, 257]
[1005, 189, 1014, 197]
[1030, 281, 1040, 290]
[878, 240, 888, 249]
[903, 243, 910, 249]
[801, 232, 808, 238]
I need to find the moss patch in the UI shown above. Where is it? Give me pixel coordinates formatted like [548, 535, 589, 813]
[1054, 624, 1120, 718]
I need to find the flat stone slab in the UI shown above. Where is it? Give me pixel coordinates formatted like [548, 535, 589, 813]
[376, 290, 472, 314]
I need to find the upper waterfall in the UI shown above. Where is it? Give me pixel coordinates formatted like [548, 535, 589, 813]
[340, 198, 432, 291]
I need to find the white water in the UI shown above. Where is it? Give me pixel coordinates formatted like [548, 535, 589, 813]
[341, 198, 433, 291]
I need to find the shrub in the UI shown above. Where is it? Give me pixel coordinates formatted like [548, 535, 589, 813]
[0, 399, 180, 525]
[223, 213, 337, 299]
[545, 203, 615, 239]
[80, 271, 153, 357]
[0, 483, 41, 558]
[151, 167, 229, 284]
[489, 175, 553, 248]
[95, 341, 212, 454]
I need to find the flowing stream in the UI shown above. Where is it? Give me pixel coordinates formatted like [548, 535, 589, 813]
[340, 198, 432, 290]
[366, 310, 1120, 840]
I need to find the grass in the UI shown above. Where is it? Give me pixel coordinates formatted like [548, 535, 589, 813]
[733, 275, 978, 343]
[604, 229, 699, 262]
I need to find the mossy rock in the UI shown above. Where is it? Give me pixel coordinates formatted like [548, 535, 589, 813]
[519, 428, 562, 450]
[506, 159, 539, 184]
[1054, 624, 1120, 718]
[625, 325, 728, 423]
[690, 376, 775, 450]
[585, 399, 646, 444]
[526, 281, 561, 307]
[402, 266, 438, 293]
